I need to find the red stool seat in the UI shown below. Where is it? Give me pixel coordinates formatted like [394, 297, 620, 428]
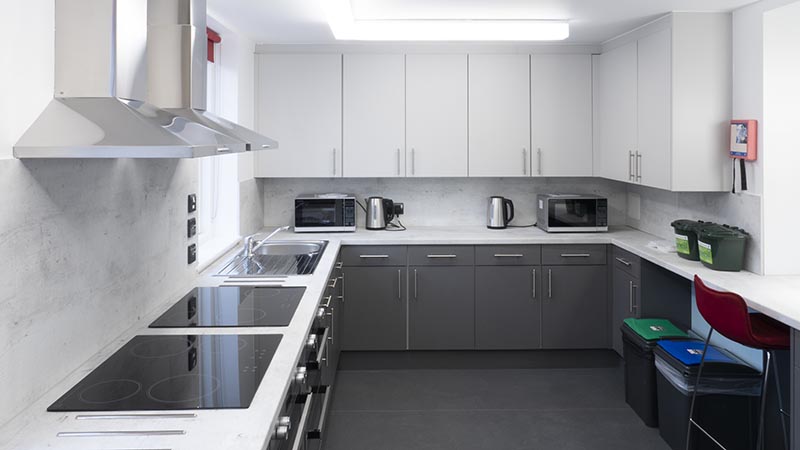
[694, 276, 789, 350]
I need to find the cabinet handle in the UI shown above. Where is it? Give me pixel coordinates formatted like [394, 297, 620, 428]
[396, 148, 401, 176]
[217, 146, 230, 153]
[327, 307, 334, 345]
[629, 281, 634, 314]
[397, 269, 402, 300]
[341, 271, 345, 303]
[359, 254, 389, 259]
[414, 269, 418, 299]
[426, 254, 457, 258]
[548, 269, 552, 299]
[532, 268, 536, 299]
[494, 254, 524, 258]
[412, 148, 416, 176]
[615, 257, 632, 267]
[332, 148, 337, 176]
[328, 277, 338, 289]
[629, 151, 635, 181]
[522, 148, 528, 175]
[335, 261, 343, 269]
[560, 253, 591, 258]
[636, 151, 642, 182]
[322, 295, 332, 308]
[632, 283, 639, 314]
[537, 148, 542, 175]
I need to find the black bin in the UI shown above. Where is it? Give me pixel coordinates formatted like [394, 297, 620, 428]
[654, 340, 761, 450]
[621, 318, 689, 427]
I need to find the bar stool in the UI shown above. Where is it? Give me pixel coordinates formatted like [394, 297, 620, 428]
[687, 275, 790, 450]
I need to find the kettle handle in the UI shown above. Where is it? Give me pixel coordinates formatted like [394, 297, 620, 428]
[503, 199, 515, 225]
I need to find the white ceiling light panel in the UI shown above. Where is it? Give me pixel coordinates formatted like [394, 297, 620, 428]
[322, 0, 569, 41]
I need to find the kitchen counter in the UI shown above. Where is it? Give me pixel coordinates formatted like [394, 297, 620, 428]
[3, 224, 798, 450]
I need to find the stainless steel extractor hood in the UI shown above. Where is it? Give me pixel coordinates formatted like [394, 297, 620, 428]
[13, 0, 247, 158]
[147, 0, 278, 152]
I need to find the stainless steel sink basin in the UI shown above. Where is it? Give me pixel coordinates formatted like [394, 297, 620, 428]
[216, 240, 328, 277]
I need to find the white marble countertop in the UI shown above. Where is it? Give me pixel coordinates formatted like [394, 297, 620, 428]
[4, 224, 798, 450]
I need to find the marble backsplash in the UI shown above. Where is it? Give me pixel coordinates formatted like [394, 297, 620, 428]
[627, 184, 762, 274]
[0, 158, 198, 429]
[260, 177, 629, 228]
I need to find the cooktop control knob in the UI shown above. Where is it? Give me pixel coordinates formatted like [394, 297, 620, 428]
[294, 367, 307, 385]
[317, 307, 326, 320]
[275, 416, 291, 440]
[306, 334, 318, 350]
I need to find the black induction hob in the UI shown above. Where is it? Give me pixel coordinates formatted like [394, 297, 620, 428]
[48, 334, 282, 412]
[149, 286, 306, 328]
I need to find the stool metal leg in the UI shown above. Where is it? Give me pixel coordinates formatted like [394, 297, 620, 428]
[686, 328, 725, 450]
[757, 350, 771, 450]
[767, 350, 789, 450]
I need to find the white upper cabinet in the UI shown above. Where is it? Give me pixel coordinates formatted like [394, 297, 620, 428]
[637, 28, 672, 191]
[595, 13, 731, 191]
[468, 54, 531, 177]
[595, 41, 638, 184]
[531, 54, 593, 177]
[406, 54, 468, 177]
[343, 54, 406, 177]
[255, 54, 343, 178]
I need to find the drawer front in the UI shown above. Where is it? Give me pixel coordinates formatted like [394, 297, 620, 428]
[341, 246, 407, 266]
[612, 246, 641, 278]
[541, 244, 607, 265]
[475, 245, 541, 266]
[408, 246, 475, 266]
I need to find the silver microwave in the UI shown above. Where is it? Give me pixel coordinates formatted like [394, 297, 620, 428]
[536, 194, 608, 233]
[294, 194, 357, 233]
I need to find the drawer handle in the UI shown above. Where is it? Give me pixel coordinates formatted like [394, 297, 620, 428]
[291, 392, 315, 450]
[321, 295, 332, 308]
[359, 255, 389, 258]
[335, 261, 343, 269]
[58, 430, 185, 437]
[560, 253, 591, 258]
[310, 386, 334, 438]
[328, 277, 338, 288]
[494, 254, 524, 258]
[426, 254, 457, 258]
[615, 257, 632, 267]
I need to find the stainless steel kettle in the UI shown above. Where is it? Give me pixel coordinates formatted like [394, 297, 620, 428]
[487, 196, 514, 229]
[366, 197, 394, 230]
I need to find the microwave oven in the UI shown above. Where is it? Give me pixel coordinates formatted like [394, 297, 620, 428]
[294, 194, 357, 233]
[536, 194, 608, 233]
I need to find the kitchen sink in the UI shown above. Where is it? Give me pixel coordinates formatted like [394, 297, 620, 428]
[216, 240, 328, 276]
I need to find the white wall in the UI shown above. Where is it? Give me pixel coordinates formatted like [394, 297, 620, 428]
[763, 0, 800, 275]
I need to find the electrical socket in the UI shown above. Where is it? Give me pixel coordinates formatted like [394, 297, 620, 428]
[393, 203, 404, 216]
[188, 194, 197, 213]
[187, 218, 197, 238]
[188, 244, 197, 264]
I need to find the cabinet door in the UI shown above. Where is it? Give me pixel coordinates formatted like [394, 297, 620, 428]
[596, 42, 637, 183]
[255, 54, 342, 178]
[637, 28, 672, 190]
[611, 268, 640, 355]
[343, 54, 406, 177]
[406, 54, 468, 177]
[341, 267, 406, 351]
[531, 54, 593, 177]
[468, 54, 531, 177]
[542, 265, 608, 349]
[475, 266, 541, 350]
[409, 266, 475, 349]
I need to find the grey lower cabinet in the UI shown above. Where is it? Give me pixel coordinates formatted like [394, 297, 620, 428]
[475, 266, 541, 349]
[409, 265, 475, 349]
[341, 265, 407, 350]
[541, 265, 609, 349]
[611, 247, 641, 355]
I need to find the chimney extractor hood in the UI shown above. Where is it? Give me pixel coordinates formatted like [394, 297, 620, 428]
[13, 0, 249, 159]
[147, 0, 278, 152]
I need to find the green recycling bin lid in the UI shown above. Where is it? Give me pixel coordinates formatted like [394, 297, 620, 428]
[670, 219, 711, 232]
[623, 318, 688, 341]
[698, 224, 749, 241]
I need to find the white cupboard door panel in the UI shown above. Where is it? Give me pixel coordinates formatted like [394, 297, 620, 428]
[255, 54, 342, 178]
[468, 54, 531, 177]
[343, 54, 406, 178]
[531, 54, 593, 177]
[637, 28, 672, 191]
[406, 54, 468, 177]
[596, 42, 637, 183]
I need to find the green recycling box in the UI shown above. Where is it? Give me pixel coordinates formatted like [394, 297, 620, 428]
[697, 224, 748, 272]
[670, 220, 712, 261]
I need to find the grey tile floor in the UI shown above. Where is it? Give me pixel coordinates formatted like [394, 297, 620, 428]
[322, 350, 670, 450]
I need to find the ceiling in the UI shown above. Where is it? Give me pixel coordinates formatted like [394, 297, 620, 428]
[207, 0, 758, 45]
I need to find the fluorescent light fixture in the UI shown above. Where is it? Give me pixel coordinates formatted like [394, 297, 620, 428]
[322, 0, 569, 41]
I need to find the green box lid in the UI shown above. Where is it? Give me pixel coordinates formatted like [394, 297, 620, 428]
[670, 219, 713, 233]
[623, 318, 688, 341]
[698, 224, 749, 241]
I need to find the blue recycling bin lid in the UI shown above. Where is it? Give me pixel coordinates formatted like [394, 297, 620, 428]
[656, 340, 738, 366]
